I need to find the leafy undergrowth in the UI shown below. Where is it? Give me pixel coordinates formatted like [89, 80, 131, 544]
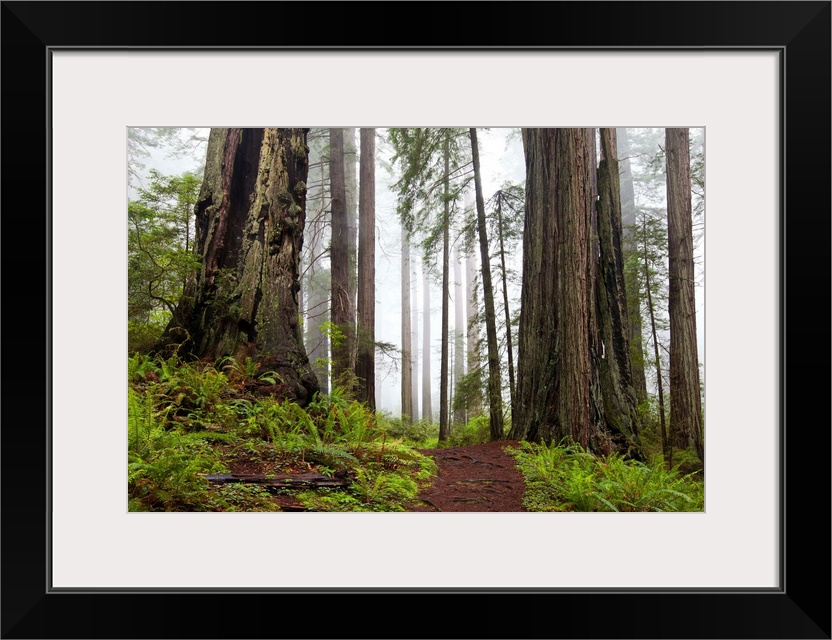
[129, 355, 704, 513]
[508, 441, 704, 512]
[128, 354, 436, 512]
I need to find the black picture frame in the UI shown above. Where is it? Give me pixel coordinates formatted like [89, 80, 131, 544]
[2, 2, 829, 638]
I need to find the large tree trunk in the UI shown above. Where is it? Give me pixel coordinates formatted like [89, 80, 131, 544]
[329, 128, 353, 387]
[438, 132, 451, 443]
[422, 263, 433, 423]
[470, 128, 505, 441]
[596, 128, 642, 458]
[158, 127, 319, 405]
[511, 128, 605, 451]
[401, 231, 413, 422]
[665, 128, 704, 462]
[355, 128, 375, 409]
[617, 127, 648, 403]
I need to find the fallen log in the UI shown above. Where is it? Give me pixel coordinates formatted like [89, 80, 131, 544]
[203, 473, 350, 489]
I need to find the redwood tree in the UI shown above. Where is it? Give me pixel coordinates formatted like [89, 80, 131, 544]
[665, 127, 704, 461]
[596, 128, 642, 456]
[355, 128, 375, 408]
[510, 128, 601, 448]
[329, 128, 353, 387]
[616, 127, 648, 402]
[345, 127, 358, 325]
[157, 127, 319, 405]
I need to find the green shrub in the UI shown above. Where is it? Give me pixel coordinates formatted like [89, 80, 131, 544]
[127, 356, 437, 512]
[128, 388, 226, 511]
[449, 415, 490, 446]
[510, 441, 703, 512]
[377, 411, 439, 447]
[128, 319, 166, 356]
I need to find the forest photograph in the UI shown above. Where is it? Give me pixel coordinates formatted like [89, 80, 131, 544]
[8, 9, 817, 635]
[127, 126, 705, 513]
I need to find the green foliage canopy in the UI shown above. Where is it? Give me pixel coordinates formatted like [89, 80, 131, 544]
[128, 170, 202, 353]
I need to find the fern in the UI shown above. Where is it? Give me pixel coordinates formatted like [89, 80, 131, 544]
[510, 441, 703, 512]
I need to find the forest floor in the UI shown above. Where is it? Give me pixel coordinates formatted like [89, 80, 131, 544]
[266, 440, 527, 512]
[406, 440, 526, 512]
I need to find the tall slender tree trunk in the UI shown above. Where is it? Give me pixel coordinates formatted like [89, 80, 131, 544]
[438, 132, 451, 443]
[465, 208, 481, 420]
[422, 263, 433, 422]
[587, 129, 607, 450]
[401, 231, 413, 422]
[496, 197, 516, 416]
[411, 255, 419, 421]
[617, 127, 648, 403]
[297, 263, 304, 338]
[329, 128, 352, 387]
[666, 128, 704, 462]
[595, 128, 642, 457]
[643, 216, 670, 465]
[158, 127, 318, 405]
[453, 246, 466, 426]
[304, 155, 329, 395]
[511, 128, 605, 451]
[449, 334, 454, 420]
[355, 128, 375, 408]
[470, 128, 504, 441]
[345, 128, 358, 370]
[589, 130, 600, 347]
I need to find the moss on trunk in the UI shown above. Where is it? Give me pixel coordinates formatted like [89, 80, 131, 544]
[158, 128, 319, 406]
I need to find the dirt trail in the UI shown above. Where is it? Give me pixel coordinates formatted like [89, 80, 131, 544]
[407, 440, 526, 512]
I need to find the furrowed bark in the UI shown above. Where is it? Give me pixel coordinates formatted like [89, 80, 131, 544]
[666, 128, 704, 462]
[158, 128, 318, 405]
[355, 128, 375, 408]
[596, 128, 642, 458]
[512, 128, 605, 452]
[329, 128, 353, 387]
[345, 127, 358, 342]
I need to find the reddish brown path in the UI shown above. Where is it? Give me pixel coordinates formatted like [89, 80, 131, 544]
[407, 440, 527, 512]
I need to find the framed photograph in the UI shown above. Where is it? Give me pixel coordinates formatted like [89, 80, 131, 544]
[3, 2, 828, 638]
